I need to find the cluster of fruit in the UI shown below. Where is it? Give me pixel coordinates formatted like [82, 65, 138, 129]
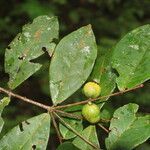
[82, 82, 101, 124]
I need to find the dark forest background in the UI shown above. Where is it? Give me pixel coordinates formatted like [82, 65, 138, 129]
[0, 0, 149, 149]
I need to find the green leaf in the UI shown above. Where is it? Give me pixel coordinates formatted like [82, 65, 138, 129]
[112, 25, 150, 90]
[59, 118, 83, 139]
[105, 103, 150, 150]
[73, 125, 100, 150]
[90, 48, 116, 103]
[0, 97, 10, 133]
[50, 25, 97, 104]
[5, 15, 59, 89]
[0, 113, 50, 150]
[57, 142, 80, 150]
[63, 105, 83, 112]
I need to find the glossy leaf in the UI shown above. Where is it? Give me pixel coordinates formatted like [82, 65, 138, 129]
[50, 25, 97, 104]
[5, 15, 59, 89]
[105, 103, 150, 150]
[0, 97, 10, 133]
[57, 142, 79, 150]
[90, 48, 116, 103]
[59, 118, 83, 139]
[73, 125, 100, 150]
[112, 25, 150, 90]
[0, 113, 50, 150]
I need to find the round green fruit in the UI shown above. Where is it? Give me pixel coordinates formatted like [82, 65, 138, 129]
[82, 102, 100, 124]
[83, 82, 101, 98]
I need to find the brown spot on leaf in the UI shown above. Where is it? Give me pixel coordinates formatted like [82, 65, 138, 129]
[34, 30, 41, 40]
[100, 67, 106, 74]
[78, 40, 85, 49]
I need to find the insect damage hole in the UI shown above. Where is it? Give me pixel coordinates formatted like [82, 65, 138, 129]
[42, 47, 52, 57]
[112, 68, 119, 77]
[32, 145, 36, 150]
[18, 54, 26, 60]
[7, 46, 11, 50]
[19, 123, 24, 132]
[42, 47, 47, 53]
[25, 120, 30, 125]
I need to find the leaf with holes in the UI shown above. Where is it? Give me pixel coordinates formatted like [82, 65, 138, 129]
[50, 25, 97, 104]
[0, 97, 10, 133]
[5, 15, 59, 89]
[105, 103, 150, 150]
[73, 125, 100, 150]
[0, 113, 50, 150]
[59, 118, 83, 140]
[112, 25, 150, 90]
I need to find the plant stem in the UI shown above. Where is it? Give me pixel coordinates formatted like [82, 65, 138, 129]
[54, 112, 100, 150]
[50, 112, 63, 144]
[55, 109, 82, 120]
[55, 84, 143, 109]
[98, 123, 109, 133]
[0, 87, 51, 111]
[0, 84, 144, 117]
[100, 118, 111, 123]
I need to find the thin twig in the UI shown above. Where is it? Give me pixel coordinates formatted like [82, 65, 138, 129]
[98, 123, 109, 133]
[0, 87, 51, 111]
[100, 118, 111, 123]
[54, 112, 100, 150]
[55, 109, 82, 120]
[50, 112, 63, 144]
[55, 84, 143, 109]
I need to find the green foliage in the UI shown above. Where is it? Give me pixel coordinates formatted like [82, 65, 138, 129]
[105, 104, 150, 150]
[50, 25, 97, 104]
[59, 118, 83, 139]
[73, 125, 100, 150]
[90, 47, 116, 103]
[112, 25, 150, 90]
[5, 16, 59, 89]
[0, 14, 150, 149]
[0, 97, 10, 133]
[0, 113, 50, 150]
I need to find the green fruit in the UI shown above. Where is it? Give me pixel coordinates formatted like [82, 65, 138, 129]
[83, 82, 101, 98]
[82, 102, 100, 124]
